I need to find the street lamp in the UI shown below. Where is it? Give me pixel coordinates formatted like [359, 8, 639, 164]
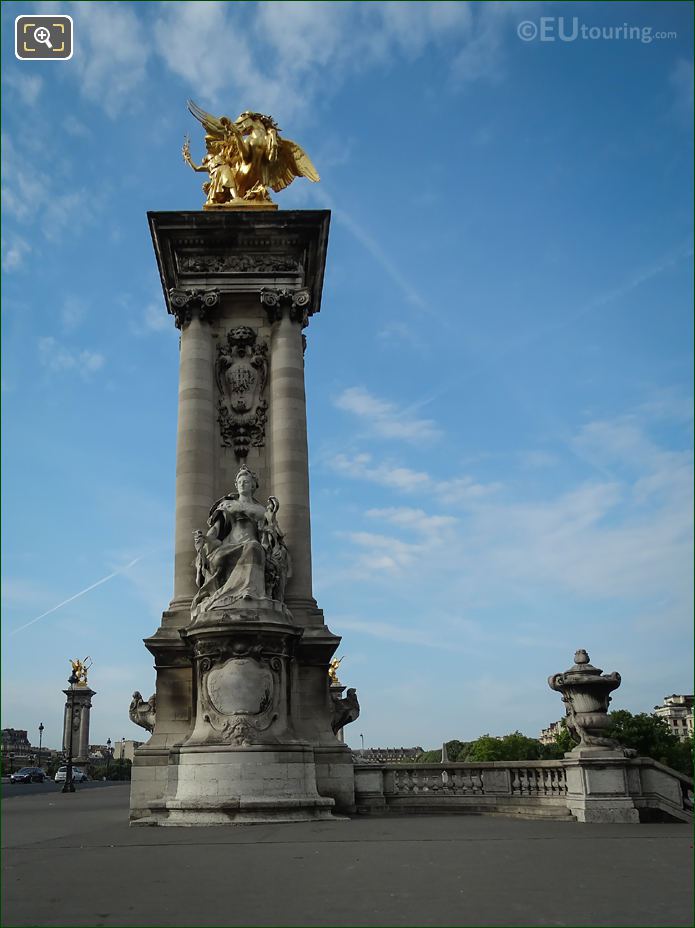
[38, 722, 44, 770]
[105, 738, 112, 780]
[62, 670, 79, 793]
[9, 752, 15, 775]
[120, 737, 125, 762]
[360, 733, 365, 751]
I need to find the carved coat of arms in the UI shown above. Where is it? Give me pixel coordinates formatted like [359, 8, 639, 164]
[215, 326, 268, 457]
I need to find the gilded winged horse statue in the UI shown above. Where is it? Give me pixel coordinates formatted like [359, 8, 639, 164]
[183, 100, 320, 210]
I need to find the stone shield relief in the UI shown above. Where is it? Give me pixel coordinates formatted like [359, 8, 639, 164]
[200, 653, 281, 745]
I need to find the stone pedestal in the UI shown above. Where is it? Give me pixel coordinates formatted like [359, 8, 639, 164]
[62, 686, 95, 765]
[563, 750, 640, 823]
[130, 211, 355, 825]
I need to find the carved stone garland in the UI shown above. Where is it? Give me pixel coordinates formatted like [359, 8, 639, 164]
[215, 326, 269, 458]
[178, 254, 303, 275]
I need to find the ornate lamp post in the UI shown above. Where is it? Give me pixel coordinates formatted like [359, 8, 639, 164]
[105, 738, 112, 780]
[38, 722, 44, 769]
[62, 670, 78, 793]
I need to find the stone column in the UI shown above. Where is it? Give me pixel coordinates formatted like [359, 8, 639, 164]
[262, 288, 318, 624]
[169, 289, 218, 614]
[62, 687, 95, 765]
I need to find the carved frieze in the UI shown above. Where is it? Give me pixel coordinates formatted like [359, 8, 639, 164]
[260, 288, 311, 327]
[178, 254, 303, 275]
[215, 326, 268, 457]
[168, 288, 220, 329]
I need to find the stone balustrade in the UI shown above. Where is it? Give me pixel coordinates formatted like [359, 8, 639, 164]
[355, 758, 692, 824]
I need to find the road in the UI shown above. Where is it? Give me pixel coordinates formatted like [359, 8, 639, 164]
[2, 785, 692, 927]
[3, 779, 126, 796]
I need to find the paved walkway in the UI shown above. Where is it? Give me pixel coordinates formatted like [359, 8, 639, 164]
[2, 784, 692, 927]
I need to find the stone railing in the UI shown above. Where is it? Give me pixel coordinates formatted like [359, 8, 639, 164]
[355, 758, 693, 823]
[356, 761, 572, 819]
[625, 757, 693, 824]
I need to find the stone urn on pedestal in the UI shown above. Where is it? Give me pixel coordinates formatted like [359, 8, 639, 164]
[548, 649, 629, 754]
[549, 649, 639, 824]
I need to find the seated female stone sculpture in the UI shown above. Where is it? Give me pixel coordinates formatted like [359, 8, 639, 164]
[191, 464, 291, 618]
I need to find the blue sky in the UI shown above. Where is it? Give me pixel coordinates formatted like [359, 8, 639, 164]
[2, 1, 693, 753]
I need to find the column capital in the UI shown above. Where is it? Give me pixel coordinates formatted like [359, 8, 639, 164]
[168, 288, 220, 330]
[260, 288, 311, 327]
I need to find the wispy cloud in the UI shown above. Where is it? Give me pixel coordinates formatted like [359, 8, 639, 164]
[153, 1, 490, 122]
[65, 0, 149, 118]
[330, 452, 430, 493]
[332, 616, 475, 653]
[3, 72, 43, 106]
[334, 386, 441, 443]
[2, 134, 93, 240]
[1, 235, 30, 272]
[129, 301, 171, 337]
[330, 407, 693, 615]
[670, 58, 694, 124]
[61, 296, 88, 331]
[329, 451, 500, 503]
[38, 337, 105, 376]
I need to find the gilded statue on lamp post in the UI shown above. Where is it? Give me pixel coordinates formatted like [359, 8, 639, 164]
[182, 100, 320, 210]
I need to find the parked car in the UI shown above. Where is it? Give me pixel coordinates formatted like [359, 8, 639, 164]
[10, 767, 47, 784]
[54, 766, 89, 784]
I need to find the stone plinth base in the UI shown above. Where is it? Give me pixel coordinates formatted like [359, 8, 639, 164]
[563, 750, 640, 823]
[131, 744, 336, 825]
[313, 744, 356, 814]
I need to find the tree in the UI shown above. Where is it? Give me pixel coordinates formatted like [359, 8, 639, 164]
[540, 719, 576, 759]
[464, 732, 543, 763]
[606, 710, 694, 776]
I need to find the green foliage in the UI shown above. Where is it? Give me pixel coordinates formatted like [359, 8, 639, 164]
[106, 759, 132, 781]
[539, 719, 577, 759]
[414, 714, 695, 776]
[415, 740, 471, 763]
[415, 749, 442, 763]
[607, 711, 694, 776]
[464, 731, 544, 762]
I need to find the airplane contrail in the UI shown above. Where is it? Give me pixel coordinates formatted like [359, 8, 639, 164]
[9, 554, 147, 636]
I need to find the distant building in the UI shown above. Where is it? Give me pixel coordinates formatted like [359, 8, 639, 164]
[117, 740, 143, 763]
[352, 747, 424, 763]
[653, 695, 694, 742]
[539, 721, 564, 745]
[1, 729, 31, 754]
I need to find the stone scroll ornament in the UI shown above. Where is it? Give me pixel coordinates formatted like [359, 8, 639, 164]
[168, 288, 220, 329]
[215, 326, 268, 458]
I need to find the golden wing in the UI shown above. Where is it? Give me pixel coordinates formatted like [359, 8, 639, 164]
[269, 138, 320, 192]
[187, 99, 231, 139]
